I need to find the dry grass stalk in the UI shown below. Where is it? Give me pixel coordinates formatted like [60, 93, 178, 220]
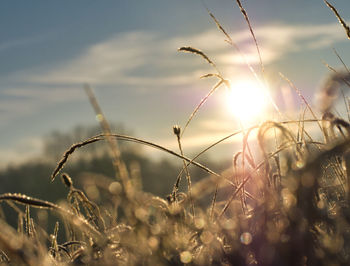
[178, 46, 217, 69]
[51, 134, 221, 182]
[68, 188, 106, 231]
[207, 9, 232, 45]
[178, 46, 230, 137]
[181, 78, 226, 137]
[280, 72, 323, 133]
[324, 0, 350, 39]
[176, 120, 321, 205]
[209, 7, 282, 118]
[333, 48, 350, 74]
[84, 84, 129, 186]
[173, 125, 195, 218]
[25, 205, 31, 238]
[51, 138, 99, 181]
[320, 62, 350, 120]
[3, 2, 350, 265]
[234, 0, 264, 73]
[331, 49, 350, 120]
[207, 7, 270, 113]
[218, 135, 320, 219]
[322, 61, 350, 88]
[0, 193, 101, 239]
[206, 7, 273, 113]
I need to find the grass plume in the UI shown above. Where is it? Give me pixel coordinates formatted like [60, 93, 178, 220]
[324, 0, 350, 39]
[178, 46, 217, 69]
[233, 0, 264, 73]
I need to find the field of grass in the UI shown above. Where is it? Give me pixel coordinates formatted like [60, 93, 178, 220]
[0, 1, 350, 265]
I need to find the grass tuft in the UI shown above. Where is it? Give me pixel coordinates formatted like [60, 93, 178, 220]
[1, 2, 350, 265]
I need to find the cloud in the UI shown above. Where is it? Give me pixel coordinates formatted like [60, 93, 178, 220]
[217, 22, 347, 65]
[0, 21, 347, 128]
[23, 22, 347, 87]
[26, 31, 198, 87]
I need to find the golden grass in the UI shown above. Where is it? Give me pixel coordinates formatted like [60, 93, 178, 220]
[1, 2, 350, 265]
[324, 0, 350, 39]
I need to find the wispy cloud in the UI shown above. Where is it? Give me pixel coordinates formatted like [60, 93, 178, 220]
[24, 22, 347, 86]
[0, 21, 347, 128]
[218, 22, 347, 65]
[26, 31, 197, 87]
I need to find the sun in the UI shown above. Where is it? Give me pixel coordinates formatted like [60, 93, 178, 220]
[226, 79, 269, 122]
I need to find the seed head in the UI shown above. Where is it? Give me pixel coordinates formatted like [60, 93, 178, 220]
[173, 125, 181, 136]
[61, 173, 73, 188]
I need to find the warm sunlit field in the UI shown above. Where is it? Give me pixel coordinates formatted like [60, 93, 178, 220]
[1, 1, 350, 265]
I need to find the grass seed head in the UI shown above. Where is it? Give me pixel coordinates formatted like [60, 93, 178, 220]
[173, 125, 181, 136]
[61, 173, 73, 188]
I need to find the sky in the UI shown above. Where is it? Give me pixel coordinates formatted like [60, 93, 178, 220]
[0, 0, 350, 167]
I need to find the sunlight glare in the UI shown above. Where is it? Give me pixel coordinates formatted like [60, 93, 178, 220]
[226, 79, 268, 122]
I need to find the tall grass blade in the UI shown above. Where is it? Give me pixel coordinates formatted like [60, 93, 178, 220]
[173, 126, 195, 218]
[181, 79, 226, 136]
[84, 84, 129, 185]
[51, 134, 221, 182]
[333, 48, 350, 74]
[233, 0, 264, 73]
[0, 193, 101, 239]
[324, 0, 350, 39]
[280, 72, 323, 133]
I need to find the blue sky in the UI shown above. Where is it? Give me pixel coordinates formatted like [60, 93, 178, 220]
[0, 0, 350, 167]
